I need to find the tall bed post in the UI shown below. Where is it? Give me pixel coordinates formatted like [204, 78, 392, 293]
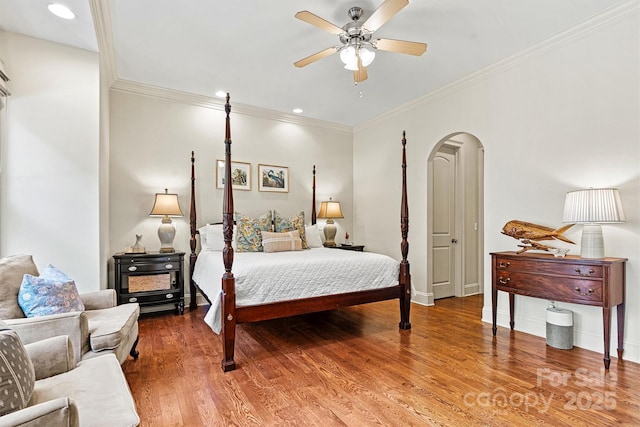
[220, 94, 237, 372]
[189, 151, 198, 310]
[311, 165, 317, 225]
[399, 131, 412, 330]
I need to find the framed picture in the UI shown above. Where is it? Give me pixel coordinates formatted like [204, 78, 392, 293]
[258, 164, 289, 193]
[216, 160, 251, 191]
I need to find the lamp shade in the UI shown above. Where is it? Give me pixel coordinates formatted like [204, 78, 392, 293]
[150, 189, 183, 217]
[562, 188, 625, 224]
[562, 188, 625, 259]
[317, 198, 344, 219]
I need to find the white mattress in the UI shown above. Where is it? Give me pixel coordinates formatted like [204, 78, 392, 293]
[193, 247, 400, 333]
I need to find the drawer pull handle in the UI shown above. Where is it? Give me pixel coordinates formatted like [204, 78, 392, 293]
[128, 297, 137, 303]
[165, 264, 173, 269]
[574, 287, 595, 296]
[498, 261, 510, 268]
[166, 293, 174, 299]
[498, 277, 511, 285]
[128, 266, 137, 272]
[575, 268, 595, 277]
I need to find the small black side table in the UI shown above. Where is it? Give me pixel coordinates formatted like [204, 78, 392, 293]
[112, 252, 185, 315]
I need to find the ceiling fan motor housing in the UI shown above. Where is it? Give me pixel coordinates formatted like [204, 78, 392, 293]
[340, 7, 373, 48]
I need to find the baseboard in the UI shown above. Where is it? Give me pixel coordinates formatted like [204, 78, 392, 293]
[482, 306, 640, 364]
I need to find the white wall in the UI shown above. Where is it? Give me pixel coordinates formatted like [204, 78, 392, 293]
[0, 31, 101, 293]
[108, 88, 353, 299]
[353, 6, 639, 362]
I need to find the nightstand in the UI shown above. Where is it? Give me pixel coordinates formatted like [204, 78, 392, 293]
[328, 244, 365, 252]
[112, 252, 185, 315]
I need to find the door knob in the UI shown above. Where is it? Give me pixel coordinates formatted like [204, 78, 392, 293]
[451, 239, 458, 244]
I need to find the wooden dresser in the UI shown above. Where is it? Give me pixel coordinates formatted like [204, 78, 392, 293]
[490, 251, 626, 369]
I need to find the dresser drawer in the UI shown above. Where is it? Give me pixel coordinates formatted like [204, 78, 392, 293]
[495, 257, 603, 279]
[496, 271, 603, 304]
[119, 290, 180, 305]
[120, 258, 181, 273]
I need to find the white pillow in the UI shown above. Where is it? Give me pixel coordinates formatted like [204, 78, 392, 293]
[305, 224, 323, 248]
[198, 225, 209, 249]
[200, 224, 236, 251]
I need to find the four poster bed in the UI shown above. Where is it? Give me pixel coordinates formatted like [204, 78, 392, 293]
[188, 95, 412, 372]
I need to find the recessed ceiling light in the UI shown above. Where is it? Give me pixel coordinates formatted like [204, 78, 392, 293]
[48, 4, 76, 20]
[292, 108, 303, 114]
[215, 90, 227, 98]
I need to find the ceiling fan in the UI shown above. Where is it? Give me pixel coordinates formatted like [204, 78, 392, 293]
[294, 0, 427, 84]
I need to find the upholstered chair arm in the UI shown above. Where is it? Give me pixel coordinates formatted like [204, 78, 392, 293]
[25, 335, 75, 380]
[80, 289, 117, 310]
[5, 312, 89, 365]
[0, 397, 79, 427]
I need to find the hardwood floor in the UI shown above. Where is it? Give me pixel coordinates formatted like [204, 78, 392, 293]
[122, 295, 639, 426]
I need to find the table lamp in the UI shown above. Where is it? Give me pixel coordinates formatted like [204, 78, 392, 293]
[562, 188, 625, 258]
[317, 198, 344, 247]
[149, 189, 183, 253]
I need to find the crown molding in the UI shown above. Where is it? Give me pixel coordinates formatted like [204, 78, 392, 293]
[355, 0, 639, 132]
[89, 0, 117, 87]
[110, 79, 352, 135]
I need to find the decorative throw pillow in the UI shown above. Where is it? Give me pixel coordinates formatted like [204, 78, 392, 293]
[262, 230, 303, 253]
[18, 264, 85, 318]
[274, 210, 308, 249]
[235, 211, 273, 252]
[0, 255, 39, 320]
[0, 329, 35, 416]
[305, 224, 324, 248]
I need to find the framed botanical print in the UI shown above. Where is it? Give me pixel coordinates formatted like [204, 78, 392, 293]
[258, 164, 289, 193]
[216, 160, 251, 191]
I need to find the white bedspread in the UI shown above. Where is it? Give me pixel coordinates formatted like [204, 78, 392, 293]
[193, 247, 399, 333]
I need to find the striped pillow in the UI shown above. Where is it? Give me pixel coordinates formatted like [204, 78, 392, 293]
[262, 230, 303, 253]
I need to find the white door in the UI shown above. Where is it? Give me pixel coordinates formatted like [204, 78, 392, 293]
[431, 147, 456, 299]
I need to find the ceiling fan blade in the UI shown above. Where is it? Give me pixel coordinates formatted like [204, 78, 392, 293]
[295, 11, 344, 35]
[353, 56, 368, 84]
[363, 0, 409, 32]
[375, 38, 427, 56]
[294, 47, 338, 68]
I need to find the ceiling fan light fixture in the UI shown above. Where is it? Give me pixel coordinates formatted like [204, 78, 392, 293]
[344, 62, 359, 71]
[339, 46, 357, 67]
[359, 47, 375, 67]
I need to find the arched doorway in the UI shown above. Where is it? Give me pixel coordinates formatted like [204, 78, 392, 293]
[427, 133, 484, 301]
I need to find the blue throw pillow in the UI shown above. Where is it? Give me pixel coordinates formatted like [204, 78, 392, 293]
[18, 264, 85, 318]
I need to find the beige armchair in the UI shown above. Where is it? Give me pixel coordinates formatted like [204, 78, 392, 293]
[0, 254, 139, 365]
[0, 330, 140, 427]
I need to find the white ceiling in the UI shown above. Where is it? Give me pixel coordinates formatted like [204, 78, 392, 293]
[0, 0, 626, 126]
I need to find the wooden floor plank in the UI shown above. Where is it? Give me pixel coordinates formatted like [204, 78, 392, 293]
[123, 295, 639, 426]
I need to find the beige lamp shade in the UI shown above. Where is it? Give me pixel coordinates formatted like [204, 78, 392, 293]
[150, 189, 183, 217]
[317, 198, 344, 220]
[562, 188, 625, 259]
[149, 189, 183, 253]
[318, 198, 343, 247]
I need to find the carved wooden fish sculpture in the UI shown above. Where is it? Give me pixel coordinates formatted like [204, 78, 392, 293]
[501, 220, 575, 244]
